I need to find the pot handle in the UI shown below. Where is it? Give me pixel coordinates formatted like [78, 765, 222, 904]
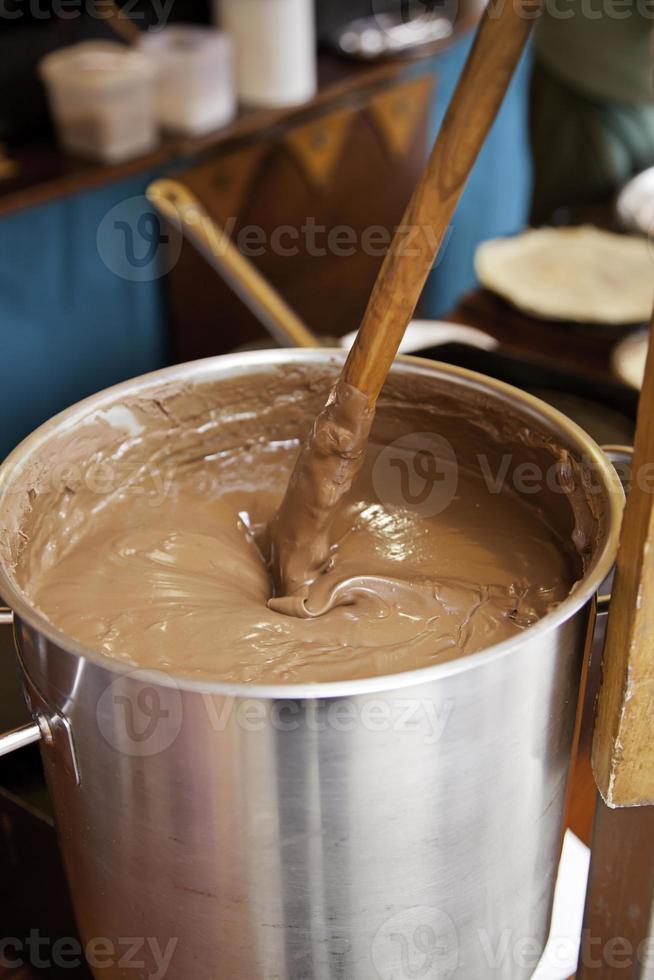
[0, 720, 42, 757]
[596, 445, 633, 613]
[0, 608, 81, 781]
[0, 606, 44, 757]
[596, 593, 611, 614]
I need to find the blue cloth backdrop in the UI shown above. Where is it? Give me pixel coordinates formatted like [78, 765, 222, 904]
[0, 173, 167, 460]
[0, 34, 532, 459]
[419, 35, 533, 317]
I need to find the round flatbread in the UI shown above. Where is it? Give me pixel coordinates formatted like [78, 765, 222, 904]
[612, 330, 649, 389]
[475, 226, 654, 325]
[617, 167, 654, 237]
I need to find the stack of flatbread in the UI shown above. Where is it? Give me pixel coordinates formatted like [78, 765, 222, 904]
[475, 226, 654, 325]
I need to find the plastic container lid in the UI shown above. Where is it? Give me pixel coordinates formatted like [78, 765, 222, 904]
[39, 41, 157, 92]
[137, 25, 236, 135]
[139, 24, 232, 65]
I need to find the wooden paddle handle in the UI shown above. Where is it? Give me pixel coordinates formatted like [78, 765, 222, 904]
[592, 314, 654, 806]
[342, 0, 539, 402]
[147, 179, 319, 350]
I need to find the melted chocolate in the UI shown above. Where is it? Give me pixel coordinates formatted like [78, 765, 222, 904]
[5, 365, 590, 685]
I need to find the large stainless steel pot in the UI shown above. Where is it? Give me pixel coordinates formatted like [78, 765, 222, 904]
[0, 350, 623, 980]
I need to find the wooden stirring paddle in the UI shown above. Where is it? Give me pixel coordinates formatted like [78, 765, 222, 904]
[269, 0, 541, 602]
[341, 0, 539, 405]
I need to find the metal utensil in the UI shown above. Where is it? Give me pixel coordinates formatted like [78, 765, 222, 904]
[147, 179, 319, 350]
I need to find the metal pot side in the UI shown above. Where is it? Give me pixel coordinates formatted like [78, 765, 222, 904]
[0, 351, 624, 980]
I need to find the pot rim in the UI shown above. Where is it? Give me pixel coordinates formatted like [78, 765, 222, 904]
[0, 349, 624, 699]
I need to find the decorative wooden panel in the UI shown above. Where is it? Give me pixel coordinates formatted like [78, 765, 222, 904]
[164, 70, 434, 360]
[284, 108, 357, 192]
[368, 75, 434, 158]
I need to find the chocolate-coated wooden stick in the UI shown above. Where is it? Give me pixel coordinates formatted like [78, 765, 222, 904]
[270, 0, 541, 598]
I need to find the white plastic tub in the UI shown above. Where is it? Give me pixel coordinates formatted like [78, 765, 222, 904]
[139, 25, 236, 136]
[39, 41, 158, 164]
[217, 0, 317, 107]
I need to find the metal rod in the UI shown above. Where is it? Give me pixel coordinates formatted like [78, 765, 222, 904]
[147, 179, 320, 350]
[0, 721, 41, 757]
